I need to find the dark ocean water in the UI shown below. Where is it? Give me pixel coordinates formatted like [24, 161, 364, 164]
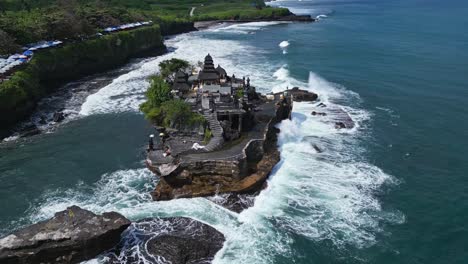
[1, 0, 467, 263]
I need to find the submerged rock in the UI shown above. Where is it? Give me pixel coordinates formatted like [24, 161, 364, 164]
[18, 124, 40, 138]
[53, 111, 65, 122]
[335, 121, 347, 129]
[208, 192, 258, 213]
[104, 217, 225, 264]
[0, 206, 130, 264]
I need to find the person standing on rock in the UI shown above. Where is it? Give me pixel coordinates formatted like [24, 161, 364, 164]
[148, 134, 154, 151]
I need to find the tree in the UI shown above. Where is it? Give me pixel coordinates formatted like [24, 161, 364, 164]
[140, 75, 172, 123]
[158, 58, 190, 81]
[145, 75, 171, 107]
[0, 29, 20, 54]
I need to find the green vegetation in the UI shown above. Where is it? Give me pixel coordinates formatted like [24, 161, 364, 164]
[140, 73, 205, 129]
[203, 128, 212, 144]
[157, 99, 205, 128]
[193, 5, 290, 21]
[159, 58, 190, 80]
[0, 29, 20, 54]
[140, 76, 172, 112]
[236, 89, 244, 99]
[0, 0, 290, 49]
[0, 0, 292, 132]
[0, 25, 165, 128]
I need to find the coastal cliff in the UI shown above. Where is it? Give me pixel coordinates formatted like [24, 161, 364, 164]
[0, 22, 195, 137]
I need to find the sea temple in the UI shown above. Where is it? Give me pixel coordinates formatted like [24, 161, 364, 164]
[146, 54, 319, 201]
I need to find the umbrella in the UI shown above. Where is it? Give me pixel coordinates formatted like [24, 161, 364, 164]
[23, 50, 34, 56]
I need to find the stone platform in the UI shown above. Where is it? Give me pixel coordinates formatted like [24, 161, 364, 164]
[148, 98, 292, 201]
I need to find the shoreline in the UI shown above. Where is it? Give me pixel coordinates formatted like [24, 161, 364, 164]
[194, 14, 315, 30]
[0, 24, 194, 141]
[0, 13, 314, 141]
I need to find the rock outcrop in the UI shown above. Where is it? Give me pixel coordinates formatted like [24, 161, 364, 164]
[287, 87, 318, 102]
[150, 98, 292, 201]
[0, 206, 130, 264]
[104, 217, 225, 264]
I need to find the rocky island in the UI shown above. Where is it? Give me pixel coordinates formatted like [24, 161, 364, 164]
[0, 207, 225, 264]
[0, 0, 315, 140]
[0, 1, 321, 262]
[143, 55, 318, 204]
[0, 206, 130, 264]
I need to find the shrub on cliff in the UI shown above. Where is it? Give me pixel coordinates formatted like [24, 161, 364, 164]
[140, 76, 172, 112]
[140, 75, 204, 129]
[159, 99, 205, 128]
[159, 58, 190, 81]
[0, 29, 20, 54]
[0, 25, 164, 128]
[194, 6, 291, 21]
[141, 98, 205, 129]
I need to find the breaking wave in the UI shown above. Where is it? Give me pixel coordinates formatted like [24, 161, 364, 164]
[279, 40, 290, 48]
[18, 21, 403, 263]
[279, 40, 290, 54]
[316, 14, 328, 20]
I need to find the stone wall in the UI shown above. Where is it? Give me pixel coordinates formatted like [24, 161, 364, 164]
[151, 98, 292, 201]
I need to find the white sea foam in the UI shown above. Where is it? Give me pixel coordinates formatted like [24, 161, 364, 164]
[210, 21, 290, 35]
[279, 40, 290, 54]
[212, 69, 402, 263]
[80, 22, 284, 115]
[23, 21, 403, 263]
[316, 14, 328, 20]
[26, 168, 155, 223]
[279, 40, 290, 48]
[2, 135, 20, 142]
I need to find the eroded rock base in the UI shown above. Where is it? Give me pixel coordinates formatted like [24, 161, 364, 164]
[104, 217, 225, 264]
[0, 206, 130, 264]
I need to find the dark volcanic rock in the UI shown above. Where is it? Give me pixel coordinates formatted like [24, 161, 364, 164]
[104, 217, 225, 264]
[19, 124, 40, 138]
[335, 121, 347, 129]
[277, 14, 315, 22]
[288, 87, 318, 102]
[208, 193, 258, 213]
[53, 111, 65, 122]
[0, 206, 130, 264]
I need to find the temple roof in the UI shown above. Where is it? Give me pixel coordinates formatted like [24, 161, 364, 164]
[175, 71, 187, 80]
[172, 82, 190, 92]
[198, 71, 219, 81]
[173, 71, 190, 92]
[199, 54, 219, 81]
[204, 54, 213, 63]
[216, 65, 227, 76]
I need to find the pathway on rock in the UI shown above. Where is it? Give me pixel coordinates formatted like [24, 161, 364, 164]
[203, 112, 224, 152]
[190, 7, 196, 17]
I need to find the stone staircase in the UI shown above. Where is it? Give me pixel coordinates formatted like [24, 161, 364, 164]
[203, 112, 224, 152]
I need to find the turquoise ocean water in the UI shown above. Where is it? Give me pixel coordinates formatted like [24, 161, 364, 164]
[1, 0, 467, 263]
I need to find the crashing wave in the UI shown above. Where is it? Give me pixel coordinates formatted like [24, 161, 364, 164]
[316, 14, 328, 20]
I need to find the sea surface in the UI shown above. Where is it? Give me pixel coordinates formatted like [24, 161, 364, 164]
[1, 0, 468, 263]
